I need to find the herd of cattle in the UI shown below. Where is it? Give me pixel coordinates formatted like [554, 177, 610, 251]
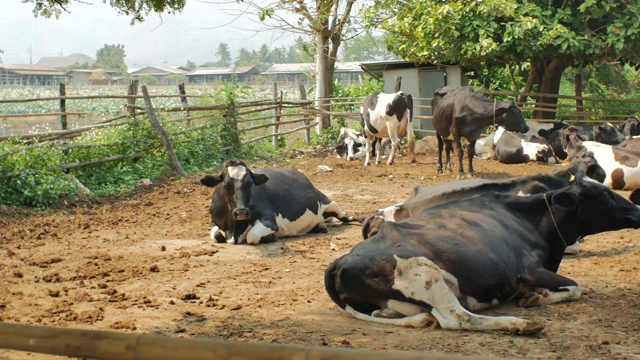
[199, 86, 640, 336]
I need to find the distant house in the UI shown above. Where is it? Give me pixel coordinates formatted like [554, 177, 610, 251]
[261, 62, 364, 86]
[129, 66, 191, 85]
[187, 66, 261, 84]
[65, 69, 122, 85]
[0, 64, 65, 86]
[36, 53, 95, 69]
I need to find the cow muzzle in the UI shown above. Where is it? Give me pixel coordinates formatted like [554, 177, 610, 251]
[233, 208, 251, 220]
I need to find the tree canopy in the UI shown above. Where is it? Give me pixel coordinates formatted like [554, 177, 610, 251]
[94, 44, 127, 74]
[370, 0, 640, 119]
[26, 0, 185, 24]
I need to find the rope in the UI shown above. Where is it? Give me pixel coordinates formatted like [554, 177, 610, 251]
[543, 193, 568, 248]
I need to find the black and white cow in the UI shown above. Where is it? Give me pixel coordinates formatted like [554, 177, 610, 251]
[564, 132, 640, 190]
[357, 151, 605, 240]
[325, 179, 640, 334]
[334, 127, 367, 161]
[431, 86, 529, 178]
[200, 160, 352, 245]
[548, 123, 626, 160]
[360, 91, 416, 166]
[493, 126, 560, 164]
[617, 114, 640, 138]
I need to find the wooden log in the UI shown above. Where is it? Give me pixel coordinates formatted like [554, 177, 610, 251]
[140, 85, 188, 178]
[178, 82, 190, 120]
[0, 322, 496, 360]
[272, 82, 280, 149]
[127, 80, 139, 119]
[299, 84, 310, 144]
[59, 82, 67, 130]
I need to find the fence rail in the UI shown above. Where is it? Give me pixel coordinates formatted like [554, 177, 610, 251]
[2, 82, 640, 178]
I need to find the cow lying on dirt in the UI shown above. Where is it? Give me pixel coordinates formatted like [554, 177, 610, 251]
[200, 160, 352, 244]
[325, 179, 640, 335]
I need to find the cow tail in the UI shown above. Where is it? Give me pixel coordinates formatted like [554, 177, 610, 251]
[324, 261, 347, 310]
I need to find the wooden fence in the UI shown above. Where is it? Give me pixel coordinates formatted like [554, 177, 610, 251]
[2, 82, 640, 178]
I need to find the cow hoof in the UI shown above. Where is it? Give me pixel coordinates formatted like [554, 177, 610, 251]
[311, 223, 328, 233]
[515, 322, 545, 335]
[518, 291, 548, 307]
[258, 234, 277, 244]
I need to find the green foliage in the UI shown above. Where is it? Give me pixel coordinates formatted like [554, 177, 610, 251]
[215, 74, 251, 154]
[165, 74, 188, 85]
[340, 32, 400, 62]
[94, 44, 128, 74]
[138, 74, 159, 85]
[26, 0, 186, 25]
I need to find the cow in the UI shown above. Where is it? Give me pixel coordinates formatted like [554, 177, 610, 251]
[547, 123, 625, 160]
[618, 114, 640, 138]
[325, 179, 640, 335]
[357, 151, 605, 240]
[360, 91, 416, 166]
[200, 160, 353, 245]
[334, 127, 367, 161]
[493, 126, 560, 164]
[431, 86, 529, 178]
[563, 132, 640, 190]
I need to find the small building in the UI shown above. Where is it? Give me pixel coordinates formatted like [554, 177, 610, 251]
[129, 66, 191, 85]
[360, 60, 472, 133]
[0, 64, 66, 86]
[186, 66, 261, 84]
[36, 53, 95, 69]
[88, 68, 114, 86]
[64, 69, 122, 85]
[261, 62, 365, 86]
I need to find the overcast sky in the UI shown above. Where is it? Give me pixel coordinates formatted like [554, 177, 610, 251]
[0, 1, 296, 68]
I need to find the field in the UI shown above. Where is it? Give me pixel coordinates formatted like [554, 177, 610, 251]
[1, 142, 640, 359]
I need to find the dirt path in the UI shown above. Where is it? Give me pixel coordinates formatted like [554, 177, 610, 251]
[1, 146, 640, 359]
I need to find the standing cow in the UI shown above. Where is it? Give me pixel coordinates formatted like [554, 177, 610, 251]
[431, 86, 529, 178]
[325, 179, 640, 335]
[360, 91, 416, 166]
[200, 160, 352, 244]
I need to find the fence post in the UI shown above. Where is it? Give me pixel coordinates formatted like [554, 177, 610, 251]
[395, 76, 402, 92]
[272, 82, 280, 149]
[127, 80, 139, 119]
[59, 83, 67, 130]
[140, 85, 188, 178]
[178, 82, 190, 121]
[575, 73, 584, 125]
[299, 84, 310, 145]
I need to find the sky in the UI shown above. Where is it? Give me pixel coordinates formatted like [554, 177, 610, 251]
[0, 0, 296, 68]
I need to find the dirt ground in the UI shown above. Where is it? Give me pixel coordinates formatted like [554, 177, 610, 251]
[1, 141, 640, 360]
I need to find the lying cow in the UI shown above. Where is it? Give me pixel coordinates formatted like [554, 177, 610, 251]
[200, 160, 352, 244]
[493, 126, 559, 164]
[548, 123, 625, 160]
[325, 179, 640, 334]
[357, 151, 605, 240]
[431, 86, 529, 178]
[564, 132, 640, 190]
[334, 128, 396, 161]
[360, 91, 416, 166]
[617, 114, 640, 138]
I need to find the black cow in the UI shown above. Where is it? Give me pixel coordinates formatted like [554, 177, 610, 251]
[200, 160, 352, 244]
[325, 179, 640, 334]
[431, 86, 529, 178]
[358, 151, 605, 240]
[360, 91, 416, 166]
[493, 126, 560, 164]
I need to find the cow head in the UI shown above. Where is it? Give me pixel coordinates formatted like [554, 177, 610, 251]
[593, 123, 625, 145]
[564, 151, 606, 184]
[623, 115, 640, 138]
[200, 160, 268, 221]
[334, 128, 364, 161]
[561, 126, 590, 152]
[496, 98, 529, 134]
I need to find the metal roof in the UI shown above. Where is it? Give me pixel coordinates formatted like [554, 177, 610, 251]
[0, 64, 65, 76]
[36, 53, 95, 69]
[262, 62, 363, 74]
[188, 66, 260, 76]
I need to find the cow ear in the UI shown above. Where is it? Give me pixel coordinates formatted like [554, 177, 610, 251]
[550, 191, 579, 209]
[200, 174, 223, 188]
[252, 173, 269, 186]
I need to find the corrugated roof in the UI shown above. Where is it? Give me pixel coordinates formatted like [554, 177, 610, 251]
[36, 53, 95, 69]
[188, 66, 259, 75]
[262, 62, 363, 74]
[0, 64, 65, 75]
[129, 66, 190, 75]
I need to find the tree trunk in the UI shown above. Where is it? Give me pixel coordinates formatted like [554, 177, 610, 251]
[315, 31, 332, 134]
[532, 59, 569, 122]
[575, 72, 584, 125]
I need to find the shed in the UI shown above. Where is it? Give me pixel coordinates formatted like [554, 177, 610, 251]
[187, 66, 260, 84]
[0, 64, 65, 86]
[360, 60, 471, 133]
[129, 66, 191, 85]
[261, 62, 365, 86]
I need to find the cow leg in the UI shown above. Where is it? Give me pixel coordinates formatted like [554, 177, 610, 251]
[210, 226, 227, 243]
[392, 256, 543, 335]
[406, 118, 417, 163]
[444, 140, 453, 172]
[309, 223, 328, 233]
[387, 132, 400, 165]
[436, 134, 445, 173]
[518, 269, 581, 307]
[453, 138, 466, 179]
[467, 139, 477, 176]
[322, 201, 353, 223]
[364, 136, 373, 166]
[375, 137, 383, 165]
[245, 220, 279, 245]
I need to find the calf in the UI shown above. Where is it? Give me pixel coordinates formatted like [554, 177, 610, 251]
[360, 91, 416, 166]
[326, 179, 640, 334]
[564, 132, 640, 190]
[334, 127, 367, 161]
[200, 160, 352, 244]
[358, 151, 605, 240]
[493, 126, 559, 164]
[431, 86, 529, 178]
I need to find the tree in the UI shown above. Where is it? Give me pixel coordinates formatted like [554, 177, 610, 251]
[214, 43, 232, 67]
[25, 0, 185, 24]
[94, 44, 127, 74]
[370, 0, 640, 121]
[341, 32, 398, 62]
[184, 60, 197, 70]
